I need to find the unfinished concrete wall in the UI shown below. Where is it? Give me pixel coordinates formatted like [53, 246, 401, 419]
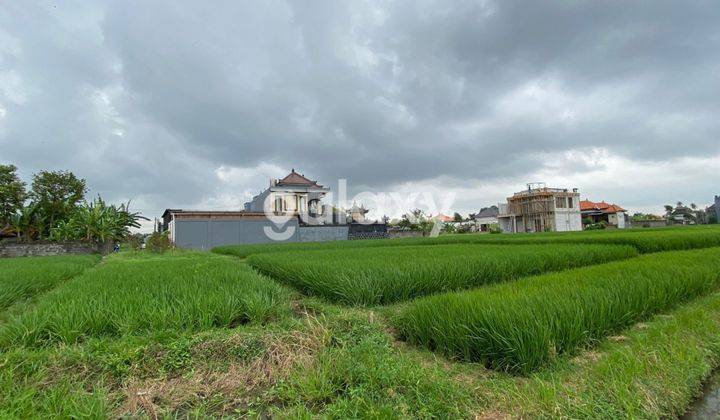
[554, 210, 582, 232]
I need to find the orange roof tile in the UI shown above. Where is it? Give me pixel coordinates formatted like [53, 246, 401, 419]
[581, 200, 626, 213]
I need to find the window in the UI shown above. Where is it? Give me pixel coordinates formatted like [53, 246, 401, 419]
[275, 196, 283, 212]
[567, 197, 574, 208]
[555, 197, 566, 208]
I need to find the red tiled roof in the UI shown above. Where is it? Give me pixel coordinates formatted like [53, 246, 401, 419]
[580, 200, 626, 213]
[435, 214, 454, 222]
[277, 169, 323, 187]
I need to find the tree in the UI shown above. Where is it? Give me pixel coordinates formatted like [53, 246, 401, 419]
[8, 203, 45, 242]
[664, 205, 674, 214]
[49, 196, 146, 243]
[30, 170, 86, 235]
[453, 212, 463, 222]
[0, 164, 27, 230]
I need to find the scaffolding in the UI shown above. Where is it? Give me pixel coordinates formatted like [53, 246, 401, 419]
[502, 183, 579, 233]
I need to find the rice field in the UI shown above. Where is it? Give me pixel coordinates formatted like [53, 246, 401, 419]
[3, 226, 720, 417]
[0, 252, 290, 348]
[393, 247, 720, 373]
[213, 225, 720, 258]
[247, 243, 638, 305]
[0, 255, 99, 310]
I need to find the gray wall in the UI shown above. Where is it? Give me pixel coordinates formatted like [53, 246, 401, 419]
[297, 225, 349, 242]
[173, 218, 349, 250]
[0, 241, 101, 258]
[716, 196, 720, 221]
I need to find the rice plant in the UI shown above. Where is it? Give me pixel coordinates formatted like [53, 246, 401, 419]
[0, 253, 290, 347]
[248, 243, 637, 305]
[393, 247, 720, 374]
[214, 225, 720, 258]
[0, 255, 99, 310]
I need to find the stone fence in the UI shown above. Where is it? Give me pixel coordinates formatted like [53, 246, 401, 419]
[0, 241, 109, 258]
[387, 230, 426, 239]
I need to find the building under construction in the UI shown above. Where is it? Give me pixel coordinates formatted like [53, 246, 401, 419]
[497, 183, 582, 233]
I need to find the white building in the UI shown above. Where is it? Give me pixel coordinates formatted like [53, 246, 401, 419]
[497, 183, 582, 233]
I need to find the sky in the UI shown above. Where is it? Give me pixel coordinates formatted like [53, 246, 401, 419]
[1, 1, 719, 230]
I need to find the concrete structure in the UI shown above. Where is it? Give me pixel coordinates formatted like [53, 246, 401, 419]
[714, 196, 720, 222]
[160, 169, 388, 249]
[473, 206, 499, 232]
[244, 169, 329, 223]
[347, 203, 369, 223]
[160, 210, 349, 250]
[580, 200, 627, 229]
[497, 183, 582, 233]
[629, 219, 667, 228]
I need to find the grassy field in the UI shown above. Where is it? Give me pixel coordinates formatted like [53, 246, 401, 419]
[248, 243, 637, 305]
[394, 247, 720, 373]
[0, 252, 290, 348]
[214, 224, 720, 257]
[0, 255, 99, 311]
[3, 227, 720, 417]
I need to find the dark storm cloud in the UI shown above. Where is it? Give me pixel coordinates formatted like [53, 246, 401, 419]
[1, 0, 719, 218]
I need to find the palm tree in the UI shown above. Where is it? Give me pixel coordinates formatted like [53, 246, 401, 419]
[9, 204, 45, 242]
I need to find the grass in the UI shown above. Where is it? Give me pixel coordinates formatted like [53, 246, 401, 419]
[394, 247, 720, 373]
[0, 253, 291, 348]
[0, 255, 99, 311]
[479, 290, 720, 418]
[213, 225, 720, 257]
[3, 228, 720, 417]
[248, 243, 637, 305]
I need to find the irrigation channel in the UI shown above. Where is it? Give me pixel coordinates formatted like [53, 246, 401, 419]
[684, 372, 720, 419]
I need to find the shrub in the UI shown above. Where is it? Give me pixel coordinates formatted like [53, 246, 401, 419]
[248, 243, 638, 306]
[393, 248, 720, 374]
[146, 231, 172, 253]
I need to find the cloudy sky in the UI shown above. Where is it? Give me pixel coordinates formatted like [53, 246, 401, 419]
[1, 1, 719, 229]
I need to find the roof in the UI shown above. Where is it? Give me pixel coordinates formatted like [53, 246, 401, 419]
[435, 214, 454, 222]
[276, 169, 323, 188]
[580, 200, 626, 213]
[475, 205, 499, 218]
[161, 209, 268, 220]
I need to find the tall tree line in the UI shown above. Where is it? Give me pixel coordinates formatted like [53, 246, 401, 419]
[0, 164, 143, 242]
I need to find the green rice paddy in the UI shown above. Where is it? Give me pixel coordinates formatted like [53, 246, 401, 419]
[393, 247, 720, 373]
[0, 252, 289, 348]
[0, 255, 99, 310]
[248, 243, 637, 305]
[3, 225, 720, 417]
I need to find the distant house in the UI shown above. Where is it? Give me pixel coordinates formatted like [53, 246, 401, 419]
[347, 203, 369, 223]
[497, 183, 582, 233]
[580, 200, 628, 229]
[434, 214, 454, 223]
[710, 196, 720, 223]
[473, 206, 499, 232]
[161, 170, 348, 249]
[244, 169, 330, 222]
[668, 205, 697, 225]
